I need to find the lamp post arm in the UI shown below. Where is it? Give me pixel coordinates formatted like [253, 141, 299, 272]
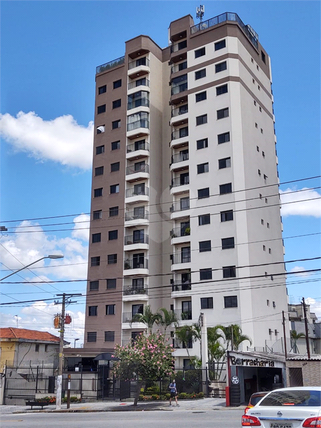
[0, 257, 47, 281]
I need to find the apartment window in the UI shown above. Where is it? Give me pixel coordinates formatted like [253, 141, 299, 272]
[261, 219, 264, 225]
[201, 297, 213, 309]
[35, 344, 39, 352]
[96, 125, 105, 134]
[195, 69, 206, 80]
[108, 254, 117, 264]
[220, 183, 232, 195]
[258, 169, 261, 176]
[261, 128, 263, 134]
[198, 214, 210, 225]
[215, 61, 227, 73]
[98, 85, 106, 94]
[132, 304, 144, 317]
[216, 84, 228, 95]
[224, 296, 238, 308]
[200, 268, 212, 280]
[88, 306, 98, 316]
[109, 206, 118, 217]
[107, 278, 116, 289]
[106, 305, 115, 315]
[197, 138, 208, 150]
[112, 99, 121, 109]
[195, 91, 207, 102]
[218, 157, 231, 169]
[196, 114, 207, 126]
[92, 233, 101, 243]
[87, 332, 96, 342]
[93, 210, 102, 220]
[197, 162, 209, 174]
[217, 108, 229, 119]
[96, 145, 105, 155]
[269, 248, 272, 254]
[97, 104, 106, 114]
[223, 266, 236, 278]
[222, 237, 235, 249]
[91, 256, 100, 267]
[218, 132, 230, 144]
[105, 331, 115, 342]
[111, 162, 120, 172]
[198, 187, 210, 199]
[110, 184, 119, 194]
[95, 166, 104, 176]
[94, 188, 103, 197]
[215, 39, 226, 50]
[113, 79, 122, 89]
[199, 240, 211, 252]
[89, 280, 99, 291]
[195, 47, 205, 58]
[111, 140, 120, 150]
[108, 230, 118, 241]
[261, 51, 266, 63]
[254, 100, 257, 106]
[112, 120, 121, 129]
[220, 210, 233, 222]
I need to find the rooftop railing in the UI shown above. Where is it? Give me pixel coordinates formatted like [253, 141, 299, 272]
[190, 12, 258, 50]
[96, 56, 125, 74]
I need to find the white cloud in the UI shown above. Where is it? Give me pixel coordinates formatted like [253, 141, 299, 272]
[280, 188, 321, 218]
[306, 297, 321, 320]
[290, 266, 311, 278]
[0, 216, 89, 280]
[0, 111, 93, 170]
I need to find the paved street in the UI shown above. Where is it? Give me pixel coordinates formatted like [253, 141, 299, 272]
[1, 408, 243, 428]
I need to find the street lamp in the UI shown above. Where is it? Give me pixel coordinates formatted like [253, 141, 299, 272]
[0, 254, 64, 281]
[74, 338, 79, 348]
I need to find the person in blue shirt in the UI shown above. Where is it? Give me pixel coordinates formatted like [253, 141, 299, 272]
[169, 379, 179, 406]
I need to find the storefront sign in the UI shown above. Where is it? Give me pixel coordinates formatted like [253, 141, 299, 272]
[230, 356, 274, 367]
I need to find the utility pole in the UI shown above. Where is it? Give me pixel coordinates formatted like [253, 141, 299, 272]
[302, 297, 311, 359]
[55, 293, 82, 410]
[282, 310, 288, 358]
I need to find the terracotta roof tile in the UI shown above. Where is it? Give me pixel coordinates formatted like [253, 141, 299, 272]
[0, 327, 60, 343]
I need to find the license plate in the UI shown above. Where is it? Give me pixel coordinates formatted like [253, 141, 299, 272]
[270, 424, 292, 428]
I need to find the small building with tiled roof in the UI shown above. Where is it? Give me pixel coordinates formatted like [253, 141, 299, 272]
[0, 327, 60, 371]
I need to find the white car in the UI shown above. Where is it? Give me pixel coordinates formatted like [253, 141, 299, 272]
[241, 386, 321, 427]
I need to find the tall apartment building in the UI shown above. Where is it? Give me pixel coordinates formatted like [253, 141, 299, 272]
[84, 12, 289, 366]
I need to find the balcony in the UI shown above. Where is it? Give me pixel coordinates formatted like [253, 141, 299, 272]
[127, 118, 150, 139]
[170, 152, 189, 171]
[171, 252, 191, 266]
[171, 127, 188, 149]
[124, 234, 149, 251]
[171, 82, 187, 96]
[127, 98, 150, 111]
[122, 312, 146, 324]
[125, 209, 149, 223]
[174, 309, 192, 321]
[96, 56, 125, 74]
[170, 198, 190, 220]
[123, 286, 148, 302]
[170, 175, 189, 195]
[126, 163, 149, 182]
[128, 78, 150, 91]
[124, 256, 148, 276]
[171, 40, 187, 53]
[126, 141, 150, 160]
[171, 61, 187, 74]
[128, 57, 150, 78]
[170, 226, 190, 244]
[171, 281, 191, 292]
[170, 105, 188, 126]
[125, 186, 149, 204]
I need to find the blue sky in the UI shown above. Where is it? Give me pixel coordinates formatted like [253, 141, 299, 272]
[0, 1, 320, 345]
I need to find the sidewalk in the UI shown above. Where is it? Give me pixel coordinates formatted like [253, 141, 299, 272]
[0, 398, 244, 414]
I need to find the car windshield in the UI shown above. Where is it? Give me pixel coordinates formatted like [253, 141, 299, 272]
[260, 390, 321, 407]
[251, 395, 266, 406]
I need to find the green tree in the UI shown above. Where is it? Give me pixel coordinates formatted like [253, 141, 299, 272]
[207, 326, 225, 380]
[113, 333, 174, 405]
[175, 324, 201, 362]
[158, 307, 179, 333]
[217, 324, 252, 351]
[290, 330, 305, 353]
[131, 305, 162, 334]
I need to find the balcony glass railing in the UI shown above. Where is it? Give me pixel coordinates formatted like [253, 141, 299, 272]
[171, 176, 189, 188]
[171, 40, 187, 53]
[124, 234, 149, 245]
[171, 61, 187, 74]
[126, 187, 149, 198]
[171, 82, 188, 95]
[123, 287, 148, 296]
[174, 309, 192, 320]
[190, 12, 259, 49]
[127, 98, 150, 110]
[128, 57, 150, 69]
[125, 210, 149, 221]
[170, 226, 190, 238]
[171, 152, 189, 164]
[171, 105, 188, 117]
[127, 141, 150, 153]
[172, 282, 191, 292]
[171, 252, 191, 264]
[171, 128, 188, 140]
[124, 258, 149, 270]
[128, 79, 150, 90]
[127, 119, 149, 132]
[126, 164, 149, 175]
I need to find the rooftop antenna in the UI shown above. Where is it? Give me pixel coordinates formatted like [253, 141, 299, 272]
[196, 5, 205, 22]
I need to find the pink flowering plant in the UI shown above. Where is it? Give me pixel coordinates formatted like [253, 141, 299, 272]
[113, 333, 174, 404]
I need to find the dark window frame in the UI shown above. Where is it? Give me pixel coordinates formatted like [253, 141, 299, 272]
[198, 187, 210, 199]
[199, 240, 211, 252]
[108, 254, 117, 265]
[195, 69, 206, 80]
[215, 39, 226, 51]
[224, 295, 238, 308]
[196, 138, 208, 150]
[200, 268, 212, 280]
[195, 47, 206, 58]
[201, 297, 214, 309]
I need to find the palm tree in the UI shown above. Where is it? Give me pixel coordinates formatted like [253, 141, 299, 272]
[131, 305, 162, 334]
[290, 330, 305, 353]
[207, 326, 225, 380]
[217, 324, 252, 351]
[158, 307, 179, 333]
[175, 324, 200, 359]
